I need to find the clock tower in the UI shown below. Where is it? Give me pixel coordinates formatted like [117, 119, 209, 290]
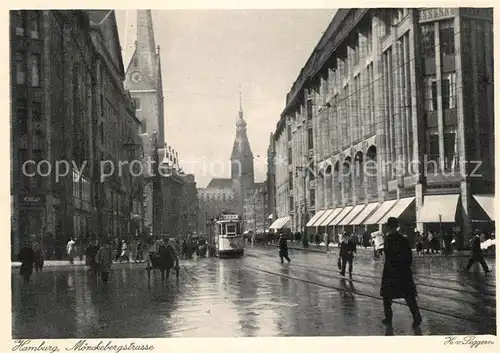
[124, 10, 165, 147]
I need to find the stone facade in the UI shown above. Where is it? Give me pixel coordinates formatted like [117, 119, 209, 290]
[273, 8, 494, 243]
[10, 10, 143, 259]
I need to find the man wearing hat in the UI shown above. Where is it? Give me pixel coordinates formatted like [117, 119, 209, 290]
[380, 217, 422, 328]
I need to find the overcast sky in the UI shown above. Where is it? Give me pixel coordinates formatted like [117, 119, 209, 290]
[116, 9, 337, 188]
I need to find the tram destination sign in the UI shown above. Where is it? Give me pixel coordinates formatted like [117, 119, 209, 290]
[220, 214, 240, 221]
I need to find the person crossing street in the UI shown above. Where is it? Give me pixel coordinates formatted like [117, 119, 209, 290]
[339, 232, 356, 278]
[380, 217, 422, 329]
[278, 233, 291, 263]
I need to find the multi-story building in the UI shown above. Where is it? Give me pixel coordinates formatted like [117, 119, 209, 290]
[273, 8, 494, 244]
[243, 182, 267, 233]
[265, 133, 277, 227]
[10, 10, 143, 259]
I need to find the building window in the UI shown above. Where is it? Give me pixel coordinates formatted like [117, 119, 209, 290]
[32, 101, 42, 122]
[289, 196, 294, 212]
[287, 147, 292, 165]
[426, 129, 440, 172]
[15, 51, 26, 85]
[287, 124, 292, 142]
[309, 189, 316, 207]
[16, 99, 27, 135]
[31, 54, 41, 87]
[439, 20, 455, 56]
[288, 171, 293, 190]
[307, 127, 314, 150]
[306, 99, 313, 120]
[33, 149, 43, 189]
[73, 168, 82, 199]
[309, 162, 315, 181]
[443, 128, 458, 171]
[141, 119, 147, 134]
[352, 38, 360, 66]
[100, 94, 104, 116]
[420, 23, 435, 58]
[28, 11, 40, 39]
[19, 148, 29, 189]
[13, 11, 25, 36]
[441, 72, 456, 109]
[133, 97, 141, 110]
[424, 76, 438, 111]
[366, 26, 373, 54]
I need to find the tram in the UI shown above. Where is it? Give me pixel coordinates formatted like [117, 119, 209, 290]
[208, 211, 245, 258]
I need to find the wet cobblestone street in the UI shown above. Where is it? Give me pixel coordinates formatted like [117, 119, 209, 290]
[12, 245, 496, 338]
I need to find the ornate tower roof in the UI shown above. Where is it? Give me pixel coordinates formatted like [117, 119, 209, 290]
[231, 91, 253, 161]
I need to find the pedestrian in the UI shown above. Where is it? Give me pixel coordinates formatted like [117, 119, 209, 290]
[66, 238, 76, 265]
[114, 239, 121, 262]
[278, 233, 291, 263]
[18, 239, 35, 282]
[339, 232, 356, 278]
[96, 239, 113, 283]
[120, 240, 129, 262]
[463, 231, 490, 273]
[380, 217, 422, 329]
[33, 240, 44, 272]
[415, 230, 423, 255]
[135, 239, 143, 262]
[86, 240, 100, 276]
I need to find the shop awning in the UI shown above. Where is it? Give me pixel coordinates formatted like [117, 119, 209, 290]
[311, 209, 333, 227]
[473, 195, 495, 221]
[329, 206, 353, 226]
[338, 204, 365, 226]
[418, 194, 460, 223]
[350, 202, 379, 225]
[377, 197, 415, 225]
[318, 208, 342, 226]
[269, 216, 291, 230]
[267, 214, 274, 220]
[306, 210, 326, 227]
[363, 200, 398, 225]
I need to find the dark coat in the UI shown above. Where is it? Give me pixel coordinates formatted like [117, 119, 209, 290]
[340, 238, 356, 259]
[470, 236, 484, 261]
[158, 245, 177, 270]
[380, 231, 417, 299]
[19, 246, 35, 277]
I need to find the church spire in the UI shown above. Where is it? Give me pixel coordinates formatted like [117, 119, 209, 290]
[239, 89, 243, 121]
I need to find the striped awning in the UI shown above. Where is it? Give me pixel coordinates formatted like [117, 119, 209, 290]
[473, 195, 495, 221]
[312, 209, 333, 227]
[269, 216, 291, 230]
[419, 194, 460, 223]
[338, 204, 365, 226]
[329, 206, 353, 226]
[350, 202, 379, 225]
[378, 197, 415, 225]
[318, 208, 342, 226]
[306, 210, 327, 227]
[363, 200, 398, 225]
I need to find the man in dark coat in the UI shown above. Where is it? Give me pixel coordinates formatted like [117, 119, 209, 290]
[18, 240, 35, 281]
[278, 234, 291, 263]
[339, 232, 356, 277]
[380, 217, 422, 328]
[463, 231, 490, 273]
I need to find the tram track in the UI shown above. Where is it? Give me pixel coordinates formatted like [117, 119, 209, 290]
[243, 263, 489, 325]
[254, 246, 496, 290]
[251, 254, 496, 298]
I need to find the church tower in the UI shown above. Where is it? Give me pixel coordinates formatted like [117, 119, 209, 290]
[231, 93, 255, 219]
[124, 10, 165, 148]
[123, 10, 165, 236]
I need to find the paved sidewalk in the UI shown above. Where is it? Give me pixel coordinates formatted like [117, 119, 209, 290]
[11, 259, 147, 268]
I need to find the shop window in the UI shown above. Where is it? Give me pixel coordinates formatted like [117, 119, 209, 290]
[309, 189, 316, 207]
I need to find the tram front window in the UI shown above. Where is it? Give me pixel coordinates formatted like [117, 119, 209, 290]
[226, 224, 236, 235]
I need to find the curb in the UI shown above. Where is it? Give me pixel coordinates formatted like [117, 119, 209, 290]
[11, 260, 148, 268]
